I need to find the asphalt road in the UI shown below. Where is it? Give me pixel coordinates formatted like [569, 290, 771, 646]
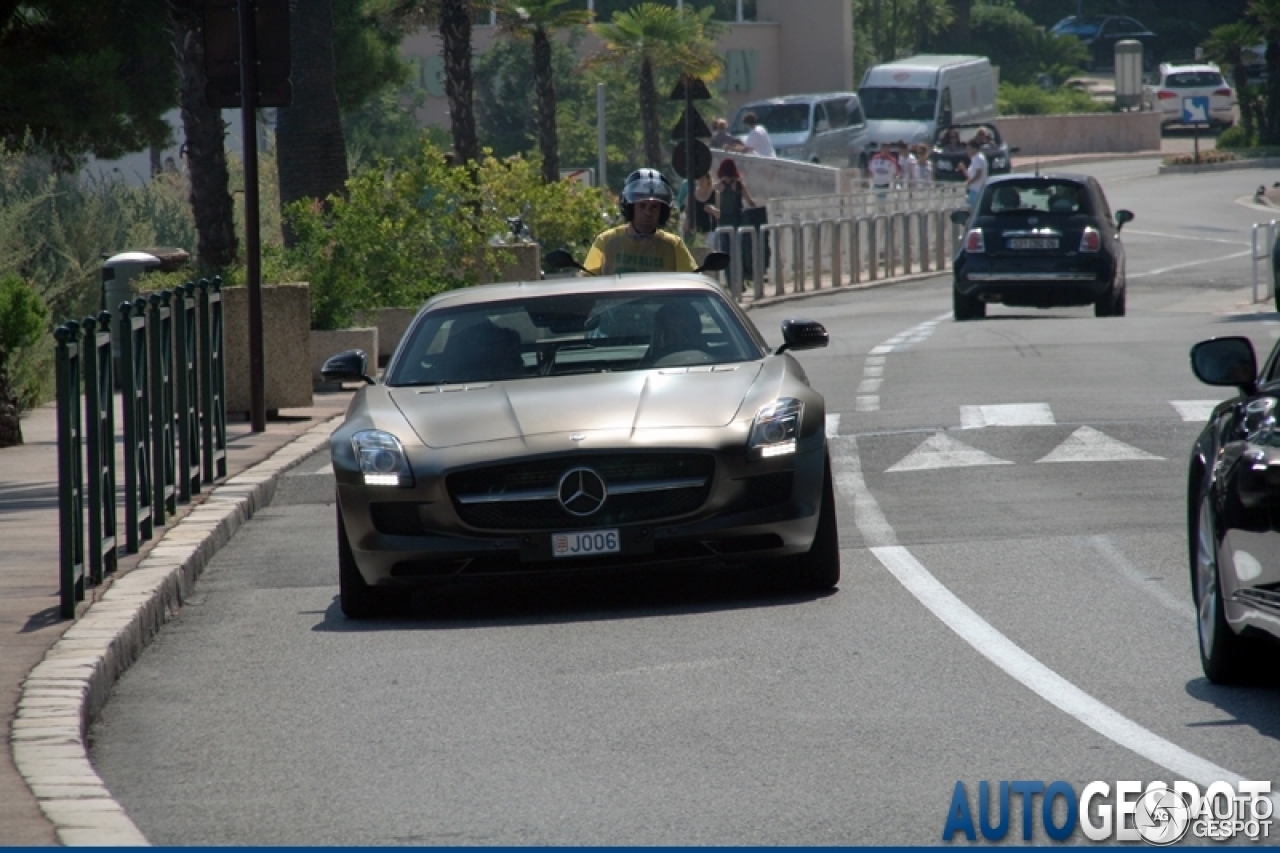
[88, 158, 1280, 845]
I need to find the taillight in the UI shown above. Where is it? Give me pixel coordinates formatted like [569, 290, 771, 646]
[1214, 88, 1233, 96]
[964, 229, 985, 253]
[1079, 227, 1101, 253]
[1156, 90, 1176, 100]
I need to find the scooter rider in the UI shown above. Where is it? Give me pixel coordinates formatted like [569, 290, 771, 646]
[583, 168, 699, 275]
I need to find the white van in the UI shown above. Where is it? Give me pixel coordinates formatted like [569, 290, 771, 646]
[857, 55, 997, 151]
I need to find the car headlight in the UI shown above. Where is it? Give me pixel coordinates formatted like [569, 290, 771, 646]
[352, 429, 414, 487]
[749, 398, 803, 457]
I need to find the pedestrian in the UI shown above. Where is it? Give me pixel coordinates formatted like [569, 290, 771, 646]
[909, 142, 932, 191]
[676, 172, 718, 247]
[741, 112, 776, 158]
[710, 118, 748, 153]
[962, 137, 988, 209]
[713, 158, 759, 274]
[867, 144, 900, 204]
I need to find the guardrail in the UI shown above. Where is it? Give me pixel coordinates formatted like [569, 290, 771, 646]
[716, 206, 968, 301]
[1252, 220, 1277, 306]
[54, 278, 227, 618]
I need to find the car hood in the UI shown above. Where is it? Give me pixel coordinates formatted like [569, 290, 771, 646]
[866, 119, 932, 146]
[389, 365, 763, 448]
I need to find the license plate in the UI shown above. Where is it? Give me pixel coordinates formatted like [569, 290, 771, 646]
[552, 529, 620, 558]
[1008, 237, 1058, 250]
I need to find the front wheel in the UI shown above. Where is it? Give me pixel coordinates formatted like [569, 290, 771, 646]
[791, 454, 840, 592]
[1192, 493, 1263, 683]
[338, 505, 397, 619]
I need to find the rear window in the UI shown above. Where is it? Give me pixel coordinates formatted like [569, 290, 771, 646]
[982, 181, 1091, 216]
[730, 103, 811, 135]
[1165, 72, 1226, 88]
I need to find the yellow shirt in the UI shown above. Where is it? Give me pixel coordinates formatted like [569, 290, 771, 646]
[582, 225, 698, 275]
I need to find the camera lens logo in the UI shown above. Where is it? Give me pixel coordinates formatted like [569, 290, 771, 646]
[1135, 788, 1191, 846]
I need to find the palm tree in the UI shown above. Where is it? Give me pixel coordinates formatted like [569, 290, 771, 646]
[391, 0, 479, 164]
[277, 0, 351, 247]
[1249, 0, 1280, 143]
[167, 0, 238, 271]
[494, 1, 593, 184]
[1204, 20, 1263, 141]
[587, 3, 721, 173]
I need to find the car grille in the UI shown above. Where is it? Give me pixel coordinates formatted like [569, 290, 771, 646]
[447, 452, 715, 531]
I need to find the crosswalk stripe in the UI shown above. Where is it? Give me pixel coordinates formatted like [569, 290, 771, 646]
[959, 403, 1055, 429]
[1036, 426, 1163, 463]
[825, 413, 841, 438]
[886, 432, 1015, 472]
[1170, 400, 1222, 422]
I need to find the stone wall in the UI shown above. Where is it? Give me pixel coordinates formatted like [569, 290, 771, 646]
[221, 283, 312, 416]
[993, 112, 1162, 157]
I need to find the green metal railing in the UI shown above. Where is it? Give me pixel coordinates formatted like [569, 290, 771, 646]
[54, 277, 227, 618]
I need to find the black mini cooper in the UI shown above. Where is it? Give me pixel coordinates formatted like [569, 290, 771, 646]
[949, 173, 1134, 321]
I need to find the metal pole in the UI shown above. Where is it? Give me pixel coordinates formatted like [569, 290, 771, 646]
[239, 0, 265, 432]
[596, 83, 607, 189]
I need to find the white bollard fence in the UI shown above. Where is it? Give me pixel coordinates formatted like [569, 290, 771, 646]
[715, 205, 969, 301]
[1252, 220, 1277, 305]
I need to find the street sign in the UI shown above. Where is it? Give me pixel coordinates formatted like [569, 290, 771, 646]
[669, 76, 713, 101]
[671, 140, 712, 180]
[1182, 95, 1210, 125]
[204, 0, 293, 108]
[669, 106, 712, 141]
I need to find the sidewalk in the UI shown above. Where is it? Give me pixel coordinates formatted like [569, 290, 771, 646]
[1, 391, 351, 844]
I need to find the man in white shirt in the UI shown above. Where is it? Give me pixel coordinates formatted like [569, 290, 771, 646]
[963, 138, 988, 208]
[741, 113, 776, 157]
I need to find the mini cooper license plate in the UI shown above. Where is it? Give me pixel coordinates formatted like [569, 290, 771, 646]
[1008, 237, 1058, 250]
[553, 529, 620, 558]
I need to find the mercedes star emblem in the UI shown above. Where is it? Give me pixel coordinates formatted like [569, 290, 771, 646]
[557, 467, 607, 516]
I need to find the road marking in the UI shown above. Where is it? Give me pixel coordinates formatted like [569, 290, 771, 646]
[1170, 400, 1221, 422]
[1125, 228, 1251, 247]
[308, 463, 334, 475]
[1085, 535, 1195, 621]
[858, 378, 883, 394]
[825, 413, 841, 438]
[1036, 426, 1164, 463]
[960, 403, 1055, 428]
[855, 395, 880, 412]
[1128, 249, 1251, 279]
[832, 433, 1259, 792]
[886, 432, 1014, 472]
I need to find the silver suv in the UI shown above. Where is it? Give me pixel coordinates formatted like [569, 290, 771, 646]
[730, 93, 871, 168]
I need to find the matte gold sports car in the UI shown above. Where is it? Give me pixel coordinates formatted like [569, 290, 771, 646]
[321, 274, 836, 618]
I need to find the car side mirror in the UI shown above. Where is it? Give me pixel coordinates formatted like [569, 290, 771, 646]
[696, 252, 731, 274]
[775, 318, 829, 355]
[950, 209, 970, 225]
[321, 349, 375, 385]
[1115, 209, 1134, 230]
[544, 248, 588, 274]
[1190, 337, 1257, 392]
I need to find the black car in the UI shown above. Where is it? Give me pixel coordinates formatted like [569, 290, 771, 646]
[949, 173, 1134, 320]
[931, 123, 1017, 183]
[1187, 336, 1280, 683]
[1050, 15, 1158, 71]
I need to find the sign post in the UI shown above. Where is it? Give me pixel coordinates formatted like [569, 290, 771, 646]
[669, 76, 713, 243]
[1182, 95, 1210, 165]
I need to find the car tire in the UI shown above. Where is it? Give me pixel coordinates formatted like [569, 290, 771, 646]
[791, 454, 840, 592]
[1094, 289, 1114, 317]
[1192, 492, 1266, 684]
[338, 504, 395, 619]
[953, 288, 984, 321]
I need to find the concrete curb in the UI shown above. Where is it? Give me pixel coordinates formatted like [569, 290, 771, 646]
[1158, 156, 1280, 175]
[11, 416, 343, 846]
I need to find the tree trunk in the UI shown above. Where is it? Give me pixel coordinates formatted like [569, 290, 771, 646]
[439, 0, 478, 164]
[0, 363, 22, 448]
[533, 26, 559, 184]
[639, 56, 662, 171]
[277, 0, 350, 248]
[1265, 40, 1280, 144]
[168, 0, 238, 273]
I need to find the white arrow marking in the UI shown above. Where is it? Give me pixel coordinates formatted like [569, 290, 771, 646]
[959, 403, 1055, 429]
[1036, 426, 1163, 463]
[887, 431, 1015, 472]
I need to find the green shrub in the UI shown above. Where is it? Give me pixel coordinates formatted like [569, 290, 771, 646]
[1216, 124, 1255, 149]
[284, 143, 616, 330]
[998, 83, 1111, 116]
[0, 273, 50, 411]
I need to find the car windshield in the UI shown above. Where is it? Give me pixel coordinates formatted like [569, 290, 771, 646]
[858, 87, 938, 121]
[1165, 72, 1225, 88]
[387, 291, 763, 386]
[731, 104, 811, 135]
[935, 124, 998, 150]
[982, 180, 1091, 216]
[1054, 18, 1100, 37]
